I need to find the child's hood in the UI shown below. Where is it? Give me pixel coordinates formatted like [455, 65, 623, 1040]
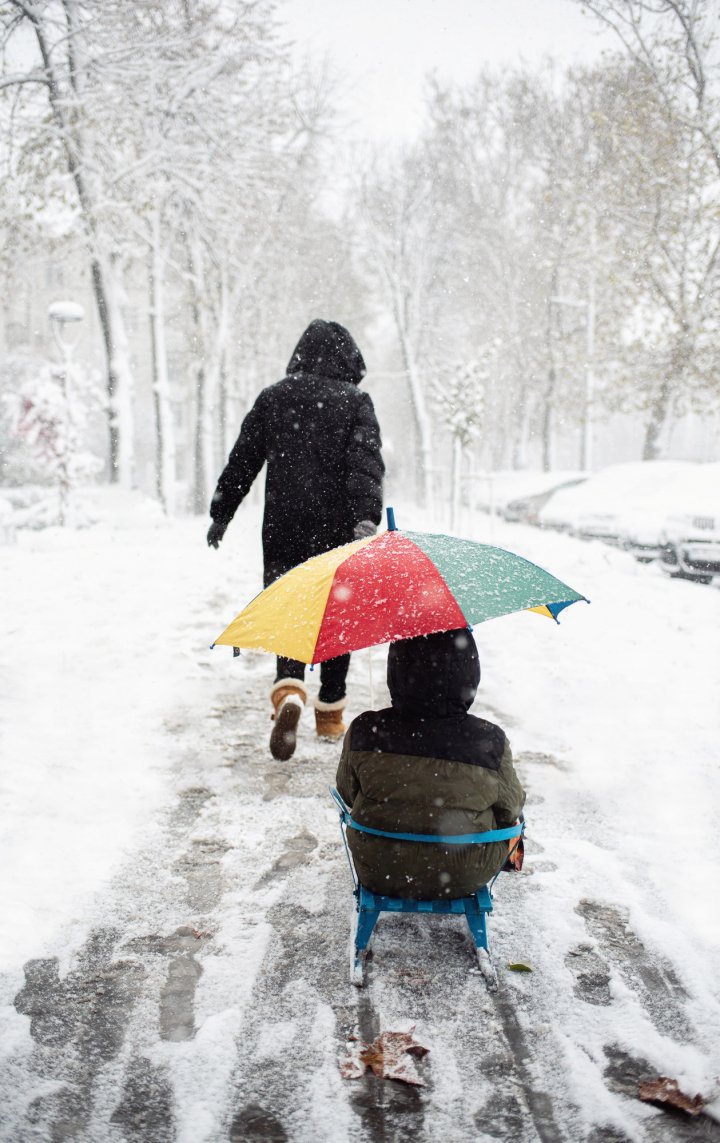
[386, 627, 480, 720]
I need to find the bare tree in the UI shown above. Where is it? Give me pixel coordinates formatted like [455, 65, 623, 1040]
[357, 153, 443, 506]
[1, 0, 300, 505]
[423, 73, 544, 470]
[579, 0, 720, 457]
[2, 1, 138, 484]
[421, 68, 599, 473]
[581, 0, 720, 169]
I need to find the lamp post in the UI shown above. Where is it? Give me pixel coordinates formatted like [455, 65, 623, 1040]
[47, 301, 84, 525]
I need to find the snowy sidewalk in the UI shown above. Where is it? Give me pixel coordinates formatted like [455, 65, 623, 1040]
[1, 494, 719, 1141]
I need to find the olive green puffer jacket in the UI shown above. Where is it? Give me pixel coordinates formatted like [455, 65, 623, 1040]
[335, 629, 525, 899]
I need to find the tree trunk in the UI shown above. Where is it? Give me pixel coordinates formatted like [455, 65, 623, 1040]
[94, 253, 135, 486]
[643, 324, 690, 462]
[148, 216, 176, 512]
[511, 372, 531, 469]
[219, 353, 228, 467]
[185, 234, 211, 515]
[192, 363, 207, 514]
[24, 5, 135, 486]
[642, 374, 673, 460]
[396, 319, 433, 508]
[541, 364, 556, 472]
[205, 264, 230, 496]
[580, 211, 597, 472]
[89, 258, 121, 479]
[542, 275, 559, 473]
[450, 437, 462, 532]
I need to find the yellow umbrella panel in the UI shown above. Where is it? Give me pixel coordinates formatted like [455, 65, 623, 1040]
[213, 536, 374, 662]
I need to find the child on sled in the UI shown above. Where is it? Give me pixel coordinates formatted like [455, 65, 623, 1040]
[335, 627, 524, 899]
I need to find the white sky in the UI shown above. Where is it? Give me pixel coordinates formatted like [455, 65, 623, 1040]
[279, 0, 615, 141]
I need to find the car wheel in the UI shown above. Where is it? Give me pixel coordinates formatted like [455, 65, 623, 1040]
[659, 542, 678, 566]
[664, 569, 713, 585]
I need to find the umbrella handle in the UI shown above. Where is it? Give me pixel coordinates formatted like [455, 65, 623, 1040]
[367, 646, 375, 709]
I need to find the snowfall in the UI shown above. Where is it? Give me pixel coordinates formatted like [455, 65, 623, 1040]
[0, 488, 719, 1143]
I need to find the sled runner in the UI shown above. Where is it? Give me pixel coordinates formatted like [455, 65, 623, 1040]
[330, 787, 525, 988]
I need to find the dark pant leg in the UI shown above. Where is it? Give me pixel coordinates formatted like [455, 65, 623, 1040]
[265, 559, 345, 696]
[318, 654, 350, 704]
[264, 562, 307, 686]
[264, 561, 289, 588]
[275, 657, 306, 685]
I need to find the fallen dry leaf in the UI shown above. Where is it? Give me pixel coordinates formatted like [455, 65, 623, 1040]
[339, 1026, 430, 1086]
[339, 1050, 366, 1081]
[638, 1077, 705, 1116]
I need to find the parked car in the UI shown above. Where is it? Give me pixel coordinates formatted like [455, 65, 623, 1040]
[502, 477, 587, 524]
[537, 461, 696, 542]
[655, 463, 720, 583]
[474, 470, 583, 520]
[658, 515, 720, 583]
[617, 508, 669, 562]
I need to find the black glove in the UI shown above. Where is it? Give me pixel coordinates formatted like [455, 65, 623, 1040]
[207, 520, 227, 549]
[353, 519, 377, 540]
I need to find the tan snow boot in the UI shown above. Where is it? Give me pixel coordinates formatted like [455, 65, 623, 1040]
[314, 698, 347, 741]
[269, 679, 307, 761]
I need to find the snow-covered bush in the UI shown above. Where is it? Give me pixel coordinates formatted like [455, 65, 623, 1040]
[0, 495, 16, 544]
[433, 358, 488, 451]
[432, 353, 492, 527]
[3, 361, 103, 526]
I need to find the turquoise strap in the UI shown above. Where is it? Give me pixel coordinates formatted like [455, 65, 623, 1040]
[329, 787, 523, 846]
[345, 819, 523, 845]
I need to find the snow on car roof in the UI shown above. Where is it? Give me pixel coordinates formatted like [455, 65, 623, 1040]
[537, 460, 699, 526]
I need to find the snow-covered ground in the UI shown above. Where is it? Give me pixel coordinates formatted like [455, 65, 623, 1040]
[1, 488, 719, 1141]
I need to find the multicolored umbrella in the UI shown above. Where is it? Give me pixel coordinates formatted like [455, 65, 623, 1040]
[213, 509, 588, 664]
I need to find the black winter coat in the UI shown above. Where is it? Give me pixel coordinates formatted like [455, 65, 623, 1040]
[209, 321, 384, 579]
[336, 628, 525, 899]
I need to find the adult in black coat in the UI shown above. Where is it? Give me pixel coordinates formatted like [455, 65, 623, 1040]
[207, 319, 385, 759]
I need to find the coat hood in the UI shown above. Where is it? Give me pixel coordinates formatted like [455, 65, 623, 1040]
[287, 319, 366, 385]
[386, 627, 480, 720]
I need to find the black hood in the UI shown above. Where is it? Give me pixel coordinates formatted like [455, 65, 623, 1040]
[287, 319, 366, 385]
[387, 628, 480, 720]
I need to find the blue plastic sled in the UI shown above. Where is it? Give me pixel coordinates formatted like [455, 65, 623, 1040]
[329, 787, 525, 987]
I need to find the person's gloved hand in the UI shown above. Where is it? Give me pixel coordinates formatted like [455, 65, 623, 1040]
[207, 520, 227, 549]
[353, 519, 377, 540]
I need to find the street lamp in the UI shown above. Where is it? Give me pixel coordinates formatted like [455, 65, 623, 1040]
[549, 291, 595, 472]
[48, 300, 84, 366]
